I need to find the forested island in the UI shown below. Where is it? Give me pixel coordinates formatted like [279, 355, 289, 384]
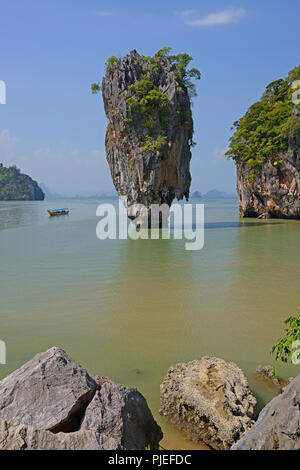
[227, 66, 300, 219]
[0, 164, 44, 201]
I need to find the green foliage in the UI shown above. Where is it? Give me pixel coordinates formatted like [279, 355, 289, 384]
[125, 76, 170, 153]
[159, 110, 172, 129]
[91, 83, 101, 94]
[169, 54, 201, 97]
[226, 66, 300, 180]
[271, 307, 300, 364]
[105, 55, 119, 73]
[136, 47, 201, 97]
[0, 164, 44, 201]
[126, 80, 170, 117]
[105, 47, 200, 154]
[141, 134, 167, 151]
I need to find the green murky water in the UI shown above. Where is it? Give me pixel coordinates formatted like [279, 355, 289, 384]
[0, 197, 299, 449]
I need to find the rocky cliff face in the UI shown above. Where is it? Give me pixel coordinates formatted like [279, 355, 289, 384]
[101, 50, 194, 220]
[236, 117, 300, 219]
[228, 68, 300, 219]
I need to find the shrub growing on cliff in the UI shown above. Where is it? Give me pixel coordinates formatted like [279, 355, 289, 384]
[271, 306, 300, 365]
[91, 82, 101, 94]
[105, 55, 119, 73]
[124, 47, 200, 152]
[226, 66, 300, 181]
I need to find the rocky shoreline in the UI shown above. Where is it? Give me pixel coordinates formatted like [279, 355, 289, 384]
[0, 348, 299, 450]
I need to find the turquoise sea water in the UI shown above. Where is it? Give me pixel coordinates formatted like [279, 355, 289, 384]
[0, 197, 299, 449]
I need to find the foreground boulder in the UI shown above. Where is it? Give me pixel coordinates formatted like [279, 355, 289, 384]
[0, 347, 98, 432]
[0, 347, 162, 450]
[0, 418, 121, 450]
[232, 375, 300, 450]
[81, 376, 162, 449]
[159, 357, 256, 450]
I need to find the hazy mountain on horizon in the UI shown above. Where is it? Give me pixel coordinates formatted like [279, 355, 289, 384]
[191, 189, 237, 198]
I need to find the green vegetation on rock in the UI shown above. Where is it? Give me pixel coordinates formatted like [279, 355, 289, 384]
[271, 306, 300, 365]
[226, 66, 300, 180]
[125, 47, 200, 152]
[0, 164, 44, 200]
[92, 47, 200, 153]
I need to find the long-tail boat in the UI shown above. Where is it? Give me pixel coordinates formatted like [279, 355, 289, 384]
[47, 208, 69, 216]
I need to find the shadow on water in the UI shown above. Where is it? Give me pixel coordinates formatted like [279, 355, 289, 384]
[204, 221, 284, 230]
[169, 221, 284, 230]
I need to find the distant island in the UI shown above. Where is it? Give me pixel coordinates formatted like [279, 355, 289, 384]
[191, 189, 237, 198]
[0, 164, 44, 201]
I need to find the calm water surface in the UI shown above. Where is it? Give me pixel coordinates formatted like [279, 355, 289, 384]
[0, 197, 299, 449]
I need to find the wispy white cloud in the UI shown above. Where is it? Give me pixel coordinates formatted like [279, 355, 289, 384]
[186, 8, 247, 27]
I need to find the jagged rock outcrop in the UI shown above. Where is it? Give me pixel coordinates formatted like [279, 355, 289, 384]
[232, 374, 300, 450]
[101, 49, 194, 220]
[0, 347, 162, 450]
[228, 68, 300, 219]
[159, 357, 256, 450]
[0, 164, 44, 201]
[236, 145, 300, 218]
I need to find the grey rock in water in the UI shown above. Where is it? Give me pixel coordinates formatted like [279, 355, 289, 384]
[101, 49, 193, 221]
[81, 377, 163, 450]
[0, 348, 162, 450]
[159, 357, 256, 450]
[0, 347, 98, 432]
[232, 374, 300, 450]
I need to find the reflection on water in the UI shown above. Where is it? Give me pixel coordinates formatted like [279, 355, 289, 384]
[0, 197, 299, 449]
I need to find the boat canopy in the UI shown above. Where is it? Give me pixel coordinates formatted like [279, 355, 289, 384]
[50, 208, 68, 212]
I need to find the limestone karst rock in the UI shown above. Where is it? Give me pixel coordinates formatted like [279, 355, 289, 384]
[232, 374, 300, 450]
[0, 347, 163, 450]
[81, 376, 163, 450]
[159, 357, 256, 450]
[227, 67, 300, 219]
[101, 49, 198, 222]
[0, 346, 98, 432]
[0, 417, 121, 450]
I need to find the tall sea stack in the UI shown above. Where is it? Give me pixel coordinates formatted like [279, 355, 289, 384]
[100, 48, 199, 221]
[227, 66, 300, 219]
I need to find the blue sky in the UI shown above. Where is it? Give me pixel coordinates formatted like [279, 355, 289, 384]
[0, 0, 299, 196]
